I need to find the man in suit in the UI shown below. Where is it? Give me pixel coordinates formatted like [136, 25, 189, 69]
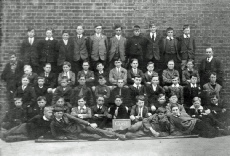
[199, 47, 223, 87]
[20, 27, 40, 73]
[72, 25, 89, 73]
[89, 23, 109, 70]
[108, 24, 127, 70]
[127, 58, 144, 85]
[57, 30, 74, 73]
[144, 23, 162, 72]
[109, 58, 127, 85]
[161, 27, 181, 71]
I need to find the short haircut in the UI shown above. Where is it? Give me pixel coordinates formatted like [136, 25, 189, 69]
[21, 74, 29, 81]
[53, 106, 64, 113]
[114, 24, 123, 30]
[187, 59, 194, 65]
[98, 75, 105, 80]
[44, 63, 51, 67]
[9, 52, 17, 58]
[24, 65, 32, 70]
[82, 60, 90, 65]
[172, 75, 179, 80]
[210, 72, 217, 77]
[133, 25, 140, 30]
[114, 58, 122, 62]
[193, 97, 201, 103]
[183, 24, 190, 30]
[115, 95, 123, 101]
[206, 47, 213, 52]
[151, 74, 159, 79]
[45, 28, 54, 33]
[134, 75, 142, 79]
[210, 93, 218, 99]
[96, 62, 103, 67]
[94, 23, 103, 28]
[37, 96, 47, 101]
[14, 98, 22, 102]
[167, 59, 174, 64]
[61, 76, 68, 82]
[63, 61, 71, 68]
[27, 26, 34, 32]
[166, 27, 173, 32]
[170, 103, 179, 109]
[57, 96, 65, 101]
[79, 74, 86, 79]
[190, 73, 198, 79]
[62, 30, 69, 34]
[156, 107, 166, 114]
[44, 106, 53, 112]
[130, 58, 138, 64]
[136, 95, 145, 102]
[147, 61, 154, 67]
[170, 93, 178, 98]
[158, 94, 166, 99]
[149, 23, 156, 28]
[77, 96, 87, 101]
[96, 95, 105, 100]
[77, 25, 84, 29]
[38, 76, 45, 80]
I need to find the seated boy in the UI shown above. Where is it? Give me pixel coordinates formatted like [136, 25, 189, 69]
[23, 65, 38, 87]
[108, 95, 129, 120]
[52, 76, 72, 105]
[124, 107, 170, 139]
[109, 58, 127, 85]
[1, 98, 26, 130]
[156, 94, 168, 110]
[94, 62, 109, 86]
[183, 74, 201, 110]
[94, 76, 110, 106]
[39, 63, 57, 90]
[143, 61, 158, 86]
[58, 61, 75, 87]
[165, 94, 186, 116]
[53, 97, 71, 114]
[162, 60, 180, 86]
[34, 76, 48, 99]
[165, 76, 184, 104]
[187, 97, 204, 119]
[146, 75, 165, 113]
[71, 97, 92, 121]
[91, 96, 110, 129]
[77, 61, 94, 87]
[127, 58, 144, 85]
[30, 96, 47, 119]
[70, 75, 94, 107]
[130, 95, 150, 124]
[50, 107, 126, 140]
[129, 75, 147, 106]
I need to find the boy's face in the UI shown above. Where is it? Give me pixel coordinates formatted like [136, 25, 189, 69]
[158, 112, 165, 120]
[44, 110, 53, 119]
[46, 30, 53, 38]
[149, 25, 157, 33]
[95, 26, 102, 34]
[131, 60, 138, 69]
[115, 98, 122, 106]
[78, 98, 86, 107]
[62, 33, 69, 40]
[158, 96, 166, 104]
[114, 60, 122, 67]
[115, 27, 122, 36]
[147, 64, 154, 71]
[169, 96, 178, 104]
[61, 80, 68, 87]
[206, 48, 213, 58]
[24, 68, 32, 75]
[22, 77, 29, 86]
[167, 61, 174, 69]
[117, 79, 124, 88]
[211, 97, 218, 105]
[28, 29, 35, 38]
[56, 98, 65, 106]
[78, 77, 86, 85]
[183, 28, 190, 35]
[210, 74, 216, 83]
[10, 55, 17, 63]
[63, 65, 71, 72]
[172, 107, 180, 116]
[76, 26, 84, 35]
[38, 99, 46, 108]
[137, 100, 145, 107]
[133, 29, 140, 36]
[15, 100, 22, 107]
[193, 101, 201, 108]
[167, 30, 173, 38]
[98, 78, 106, 85]
[82, 63, 89, 70]
[54, 111, 63, 119]
[38, 79, 45, 86]
[187, 61, 193, 69]
[151, 77, 159, 85]
[172, 77, 179, 85]
[44, 65, 51, 73]
[96, 64, 104, 71]
[134, 77, 142, 85]
[97, 97, 105, 105]
[190, 76, 197, 84]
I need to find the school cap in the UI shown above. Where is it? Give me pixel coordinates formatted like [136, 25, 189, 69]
[156, 107, 166, 114]
[133, 25, 140, 30]
[114, 24, 123, 30]
[170, 103, 179, 109]
[94, 23, 103, 28]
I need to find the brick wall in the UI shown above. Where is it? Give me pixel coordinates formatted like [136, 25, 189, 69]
[1, 0, 230, 120]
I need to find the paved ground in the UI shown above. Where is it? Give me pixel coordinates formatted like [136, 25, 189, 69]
[1, 136, 230, 156]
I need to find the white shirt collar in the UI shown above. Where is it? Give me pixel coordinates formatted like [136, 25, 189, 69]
[115, 35, 121, 40]
[43, 115, 49, 121]
[133, 83, 141, 88]
[39, 86, 43, 88]
[183, 34, 190, 38]
[166, 36, 174, 40]
[150, 32, 156, 38]
[152, 84, 157, 91]
[190, 83, 197, 88]
[172, 84, 180, 87]
[207, 56, 213, 62]
[45, 37, 54, 41]
[190, 105, 203, 110]
[78, 105, 86, 110]
[96, 33, 101, 37]
[99, 70, 103, 74]
[97, 105, 103, 109]
[78, 34, 83, 38]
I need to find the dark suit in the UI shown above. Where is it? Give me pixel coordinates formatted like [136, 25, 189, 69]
[94, 70, 109, 85]
[57, 39, 74, 66]
[91, 105, 109, 128]
[129, 85, 147, 106]
[39, 72, 57, 88]
[110, 87, 131, 107]
[77, 70, 95, 86]
[182, 69, 200, 86]
[146, 84, 165, 108]
[52, 86, 73, 105]
[143, 71, 158, 86]
[108, 105, 129, 119]
[34, 85, 48, 98]
[127, 68, 144, 85]
[183, 84, 201, 109]
[130, 105, 149, 123]
[177, 35, 196, 60]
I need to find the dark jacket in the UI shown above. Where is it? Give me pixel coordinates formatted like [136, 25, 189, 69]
[108, 105, 129, 119]
[57, 39, 74, 66]
[39, 72, 57, 88]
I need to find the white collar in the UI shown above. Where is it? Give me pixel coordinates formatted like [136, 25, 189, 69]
[43, 115, 49, 121]
[183, 34, 190, 38]
[39, 86, 43, 88]
[172, 84, 180, 87]
[166, 36, 174, 40]
[132, 68, 137, 71]
[190, 105, 203, 110]
[97, 105, 103, 109]
[190, 83, 197, 88]
[77, 34, 83, 37]
[45, 37, 53, 41]
[133, 83, 141, 88]
[78, 105, 86, 110]
[150, 32, 156, 37]
[148, 71, 153, 75]
[99, 70, 104, 74]
[207, 56, 213, 62]
[96, 33, 101, 37]
[116, 35, 121, 38]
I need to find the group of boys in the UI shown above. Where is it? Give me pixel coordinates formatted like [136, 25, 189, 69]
[1, 22, 229, 141]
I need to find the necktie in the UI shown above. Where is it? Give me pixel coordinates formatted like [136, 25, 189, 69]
[170, 37, 172, 41]
[119, 88, 121, 96]
[80, 108, 84, 113]
[207, 58, 210, 62]
[79, 87, 83, 97]
[134, 69, 137, 75]
[115, 107, 119, 118]
[152, 33, 155, 41]
[78, 35, 80, 39]
[138, 107, 142, 117]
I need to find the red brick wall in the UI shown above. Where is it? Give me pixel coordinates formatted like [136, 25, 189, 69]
[1, 0, 230, 119]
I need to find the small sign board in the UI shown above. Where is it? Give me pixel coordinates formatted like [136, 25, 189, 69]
[112, 119, 131, 130]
